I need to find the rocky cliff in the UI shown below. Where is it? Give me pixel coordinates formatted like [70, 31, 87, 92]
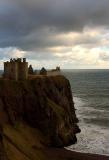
[0, 75, 80, 160]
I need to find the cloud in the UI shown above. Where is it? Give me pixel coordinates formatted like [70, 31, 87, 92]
[1, 0, 109, 68]
[0, 0, 109, 50]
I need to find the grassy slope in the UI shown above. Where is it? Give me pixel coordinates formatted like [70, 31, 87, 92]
[3, 123, 48, 160]
[3, 98, 65, 160]
[2, 97, 68, 160]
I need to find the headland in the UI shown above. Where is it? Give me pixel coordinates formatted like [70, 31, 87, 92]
[0, 58, 109, 160]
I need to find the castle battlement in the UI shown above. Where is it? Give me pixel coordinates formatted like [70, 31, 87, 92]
[5, 58, 26, 63]
[4, 58, 28, 80]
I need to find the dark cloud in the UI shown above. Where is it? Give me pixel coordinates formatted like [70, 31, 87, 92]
[0, 0, 109, 50]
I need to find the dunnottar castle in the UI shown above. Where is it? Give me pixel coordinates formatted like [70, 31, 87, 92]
[3, 58, 61, 80]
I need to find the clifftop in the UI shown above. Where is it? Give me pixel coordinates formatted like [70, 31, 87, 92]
[0, 75, 80, 160]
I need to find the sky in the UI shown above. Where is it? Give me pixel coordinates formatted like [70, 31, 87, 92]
[1, 0, 109, 69]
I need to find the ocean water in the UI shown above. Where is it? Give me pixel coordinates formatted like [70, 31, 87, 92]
[63, 69, 109, 155]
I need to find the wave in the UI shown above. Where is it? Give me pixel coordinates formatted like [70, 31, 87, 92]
[67, 124, 109, 156]
[68, 96, 109, 156]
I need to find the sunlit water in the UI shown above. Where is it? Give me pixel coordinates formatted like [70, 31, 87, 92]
[63, 69, 109, 155]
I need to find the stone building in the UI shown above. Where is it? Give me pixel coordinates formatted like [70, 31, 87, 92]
[4, 58, 28, 80]
[47, 66, 61, 76]
[28, 65, 34, 75]
[40, 67, 47, 75]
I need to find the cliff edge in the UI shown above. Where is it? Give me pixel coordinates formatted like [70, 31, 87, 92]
[0, 75, 80, 160]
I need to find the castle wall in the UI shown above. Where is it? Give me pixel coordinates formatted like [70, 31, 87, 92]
[17, 62, 28, 80]
[4, 62, 10, 78]
[10, 62, 18, 80]
[4, 58, 28, 80]
[47, 71, 61, 76]
[4, 62, 18, 80]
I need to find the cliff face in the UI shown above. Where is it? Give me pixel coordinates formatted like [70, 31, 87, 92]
[0, 75, 80, 160]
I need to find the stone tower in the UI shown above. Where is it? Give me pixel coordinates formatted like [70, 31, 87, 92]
[4, 58, 28, 80]
[28, 65, 34, 75]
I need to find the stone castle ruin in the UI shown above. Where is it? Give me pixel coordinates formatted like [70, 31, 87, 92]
[4, 58, 28, 80]
[47, 66, 61, 76]
[3, 58, 61, 80]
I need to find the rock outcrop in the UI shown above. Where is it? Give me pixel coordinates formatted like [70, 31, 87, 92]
[0, 75, 80, 160]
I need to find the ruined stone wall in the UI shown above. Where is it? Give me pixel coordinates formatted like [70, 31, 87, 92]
[4, 62, 18, 80]
[4, 60, 28, 80]
[47, 71, 61, 76]
[17, 62, 28, 80]
[4, 62, 10, 78]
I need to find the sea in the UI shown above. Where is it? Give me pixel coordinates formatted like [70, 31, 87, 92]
[63, 69, 109, 156]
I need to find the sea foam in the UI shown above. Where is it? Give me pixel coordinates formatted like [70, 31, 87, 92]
[66, 96, 109, 156]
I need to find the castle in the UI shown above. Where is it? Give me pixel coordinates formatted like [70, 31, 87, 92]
[4, 58, 28, 80]
[3, 58, 61, 80]
[46, 66, 61, 76]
